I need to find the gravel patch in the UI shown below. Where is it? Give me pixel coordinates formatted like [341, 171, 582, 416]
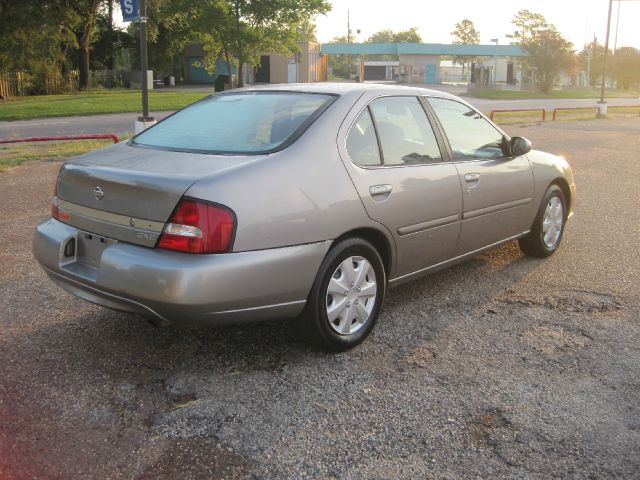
[1, 118, 639, 479]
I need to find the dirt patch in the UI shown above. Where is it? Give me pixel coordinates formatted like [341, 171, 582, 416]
[468, 408, 512, 449]
[406, 346, 435, 368]
[522, 326, 592, 355]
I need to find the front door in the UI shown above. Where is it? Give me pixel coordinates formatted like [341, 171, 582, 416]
[427, 97, 535, 255]
[339, 95, 463, 278]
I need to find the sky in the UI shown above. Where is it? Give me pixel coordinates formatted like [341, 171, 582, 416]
[315, 0, 640, 50]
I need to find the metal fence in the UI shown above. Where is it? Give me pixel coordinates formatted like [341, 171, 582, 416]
[0, 70, 126, 98]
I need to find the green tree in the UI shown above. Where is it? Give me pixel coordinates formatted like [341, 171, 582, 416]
[127, 0, 190, 79]
[297, 16, 318, 42]
[391, 27, 422, 43]
[366, 28, 422, 43]
[364, 28, 422, 62]
[512, 10, 549, 39]
[74, 0, 102, 89]
[171, 0, 330, 87]
[0, 0, 79, 93]
[366, 29, 394, 43]
[450, 19, 480, 77]
[612, 47, 640, 90]
[578, 42, 609, 87]
[511, 11, 575, 92]
[327, 35, 350, 78]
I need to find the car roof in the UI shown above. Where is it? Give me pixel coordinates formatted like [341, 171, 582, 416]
[228, 82, 459, 100]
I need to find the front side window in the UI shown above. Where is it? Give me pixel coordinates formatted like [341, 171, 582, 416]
[428, 97, 506, 160]
[369, 97, 443, 165]
[133, 92, 334, 154]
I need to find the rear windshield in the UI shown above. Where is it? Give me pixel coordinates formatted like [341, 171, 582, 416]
[132, 91, 335, 154]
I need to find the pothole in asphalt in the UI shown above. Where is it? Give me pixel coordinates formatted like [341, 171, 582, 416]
[501, 290, 621, 314]
[521, 326, 592, 355]
[168, 392, 198, 411]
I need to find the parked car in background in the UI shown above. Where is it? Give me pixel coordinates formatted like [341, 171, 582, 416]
[33, 84, 575, 350]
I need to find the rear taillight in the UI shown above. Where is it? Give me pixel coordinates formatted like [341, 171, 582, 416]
[157, 198, 235, 254]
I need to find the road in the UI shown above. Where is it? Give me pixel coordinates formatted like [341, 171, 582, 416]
[0, 86, 638, 139]
[1, 118, 639, 478]
[0, 111, 174, 140]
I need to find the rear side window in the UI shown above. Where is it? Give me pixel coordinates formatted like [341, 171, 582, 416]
[346, 108, 382, 166]
[428, 97, 505, 160]
[133, 92, 334, 154]
[369, 97, 443, 165]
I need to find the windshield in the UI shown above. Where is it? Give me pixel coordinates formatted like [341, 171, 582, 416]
[132, 92, 335, 154]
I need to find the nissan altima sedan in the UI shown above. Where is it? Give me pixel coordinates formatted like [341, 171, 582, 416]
[33, 84, 575, 350]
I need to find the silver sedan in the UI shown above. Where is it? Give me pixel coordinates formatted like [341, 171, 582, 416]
[33, 84, 576, 350]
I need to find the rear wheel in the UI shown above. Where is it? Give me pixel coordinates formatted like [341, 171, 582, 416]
[299, 238, 385, 351]
[519, 184, 566, 257]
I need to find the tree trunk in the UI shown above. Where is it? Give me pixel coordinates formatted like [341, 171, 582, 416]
[77, 0, 99, 90]
[79, 45, 90, 89]
[223, 49, 233, 89]
[238, 63, 244, 87]
[107, 0, 114, 70]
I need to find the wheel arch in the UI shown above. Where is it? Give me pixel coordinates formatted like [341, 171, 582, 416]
[330, 227, 395, 282]
[550, 177, 571, 216]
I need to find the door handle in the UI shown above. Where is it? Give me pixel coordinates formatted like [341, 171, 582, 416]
[464, 173, 480, 183]
[369, 184, 393, 196]
[464, 173, 480, 195]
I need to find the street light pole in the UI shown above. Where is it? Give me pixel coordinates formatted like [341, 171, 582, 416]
[598, 0, 614, 115]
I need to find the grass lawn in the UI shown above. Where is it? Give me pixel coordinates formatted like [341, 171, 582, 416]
[0, 89, 209, 121]
[0, 138, 120, 171]
[465, 88, 639, 100]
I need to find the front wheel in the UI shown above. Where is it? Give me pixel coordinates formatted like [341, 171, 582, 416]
[298, 238, 385, 351]
[519, 184, 566, 258]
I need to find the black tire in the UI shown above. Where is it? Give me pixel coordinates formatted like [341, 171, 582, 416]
[519, 184, 566, 258]
[298, 237, 386, 351]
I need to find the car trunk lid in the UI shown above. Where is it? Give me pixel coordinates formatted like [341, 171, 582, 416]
[55, 142, 258, 247]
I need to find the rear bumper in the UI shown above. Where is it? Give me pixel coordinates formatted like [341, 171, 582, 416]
[33, 219, 330, 326]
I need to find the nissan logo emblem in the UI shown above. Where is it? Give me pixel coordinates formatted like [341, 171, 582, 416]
[93, 187, 104, 200]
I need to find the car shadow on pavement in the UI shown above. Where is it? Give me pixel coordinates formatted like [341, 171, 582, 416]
[0, 241, 551, 479]
[9, 241, 544, 375]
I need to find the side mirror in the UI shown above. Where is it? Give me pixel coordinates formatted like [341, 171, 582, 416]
[510, 136, 532, 157]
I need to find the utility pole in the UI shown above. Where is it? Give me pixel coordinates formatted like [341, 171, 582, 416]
[586, 43, 592, 86]
[613, 0, 621, 52]
[598, 0, 614, 116]
[347, 10, 351, 80]
[135, 0, 155, 133]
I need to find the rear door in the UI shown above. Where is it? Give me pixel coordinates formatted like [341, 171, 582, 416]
[338, 95, 462, 278]
[426, 97, 535, 255]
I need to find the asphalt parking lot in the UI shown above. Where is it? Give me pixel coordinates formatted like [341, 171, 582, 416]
[1, 117, 639, 479]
